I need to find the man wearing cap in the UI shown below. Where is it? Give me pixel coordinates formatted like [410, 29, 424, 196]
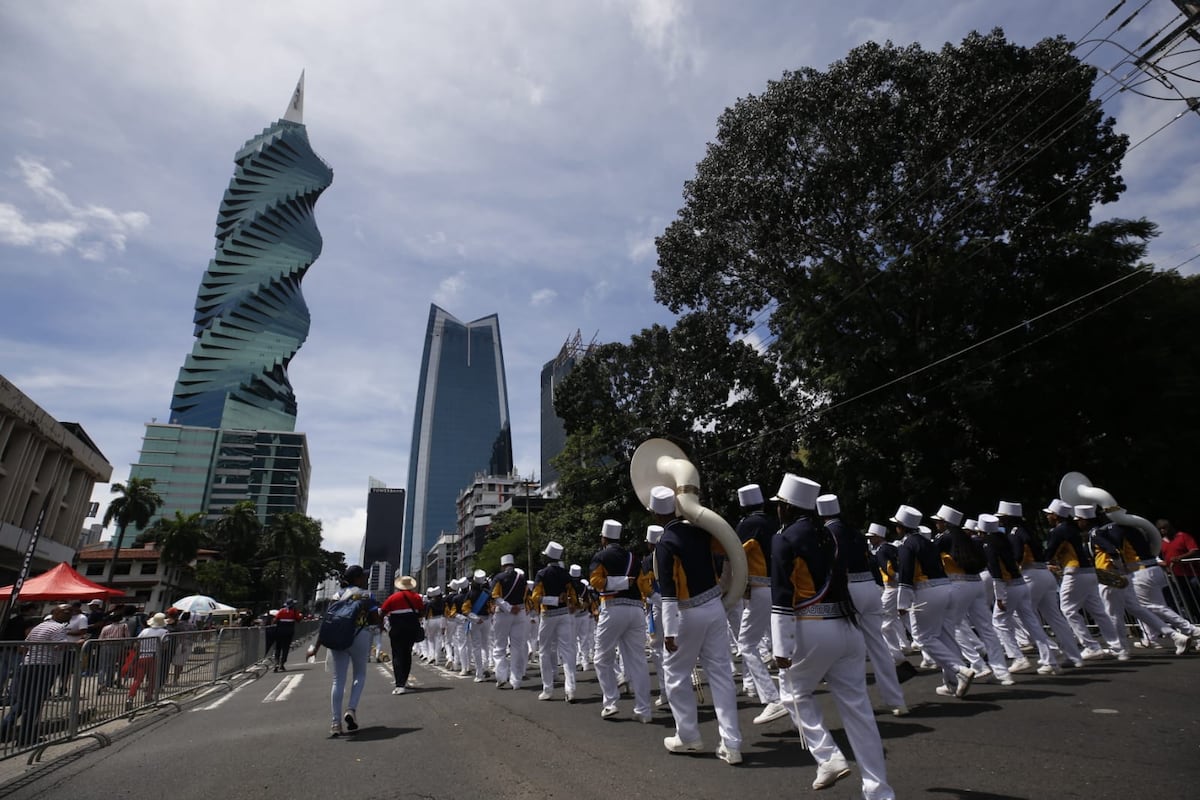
[531, 542, 579, 701]
[127, 612, 170, 709]
[0, 603, 72, 746]
[489, 555, 529, 690]
[932, 506, 1013, 685]
[731, 484, 786, 724]
[637, 525, 668, 706]
[589, 519, 653, 722]
[271, 599, 302, 672]
[771, 475, 893, 797]
[998, 501, 1085, 669]
[1080, 506, 1193, 656]
[869, 523, 911, 661]
[822, 494, 908, 716]
[649, 484, 743, 765]
[1042, 500, 1116, 661]
[893, 504, 976, 698]
[462, 570, 494, 682]
[978, 513, 1057, 674]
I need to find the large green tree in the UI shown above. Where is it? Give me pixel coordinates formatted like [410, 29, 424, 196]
[142, 510, 208, 599]
[102, 477, 164, 584]
[261, 512, 325, 605]
[653, 30, 1173, 522]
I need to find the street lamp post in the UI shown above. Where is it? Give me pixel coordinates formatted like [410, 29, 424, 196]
[524, 473, 536, 573]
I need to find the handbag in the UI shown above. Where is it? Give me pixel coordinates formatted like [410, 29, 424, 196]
[401, 594, 425, 642]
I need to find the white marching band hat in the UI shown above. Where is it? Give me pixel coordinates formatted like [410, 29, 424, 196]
[772, 473, 820, 510]
[996, 500, 1023, 517]
[646, 524, 664, 544]
[500, 553, 515, 566]
[931, 504, 963, 526]
[569, 564, 582, 577]
[890, 505, 923, 530]
[866, 522, 888, 538]
[1042, 499, 1073, 517]
[543, 541, 564, 560]
[649, 485, 676, 515]
[601, 519, 623, 539]
[816, 493, 841, 516]
[1073, 504, 1097, 520]
[737, 483, 764, 507]
[977, 513, 1001, 533]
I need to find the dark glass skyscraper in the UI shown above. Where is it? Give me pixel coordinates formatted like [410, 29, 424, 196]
[361, 483, 406, 568]
[168, 73, 334, 432]
[403, 305, 512, 575]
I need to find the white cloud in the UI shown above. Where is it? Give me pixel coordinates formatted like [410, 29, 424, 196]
[433, 271, 468, 306]
[530, 288, 557, 306]
[316, 506, 368, 561]
[620, 0, 702, 77]
[0, 156, 149, 260]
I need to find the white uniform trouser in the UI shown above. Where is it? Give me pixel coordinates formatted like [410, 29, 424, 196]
[663, 596, 741, 751]
[878, 584, 907, 658]
[1059, 568, 1120, 654]
[425, 618, 446, 663]
[1099, 582, 1175, 649]
[957, 579, 1012, 680]
[848, 580, 905, 708]
[571, 613, 592, 668]
[778, 618, 895, 800]
[466, 618, 489, 678]
[450, 618, 468, 667]
[904, 583, 964, 688]
[537, 610, 577, 695]
[646, 595, 666, 696]
[993, 579, 1056, 666]
[491, 609, 529, 685]
[1132, 567, 1195, 636]
[594, 602, 651, 714]
[737, 585, 780, 704]
[1024, 566, 1083, 662]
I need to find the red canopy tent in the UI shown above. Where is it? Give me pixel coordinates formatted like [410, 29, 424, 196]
[0, 562, 127, 602]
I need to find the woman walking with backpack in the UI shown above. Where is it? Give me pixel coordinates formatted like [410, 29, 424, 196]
[311, 565, 381, 737]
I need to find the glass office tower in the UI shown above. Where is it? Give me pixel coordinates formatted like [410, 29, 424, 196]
[361, 483, 406, 569]
[403, 305, 512, 575]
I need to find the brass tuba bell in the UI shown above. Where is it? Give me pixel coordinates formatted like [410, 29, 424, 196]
[1059, 471, 1161, 557]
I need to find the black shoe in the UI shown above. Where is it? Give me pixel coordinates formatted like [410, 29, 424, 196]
[895, 661, 918, 683]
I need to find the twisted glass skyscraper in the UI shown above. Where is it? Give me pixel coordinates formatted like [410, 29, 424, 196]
[403, 305, 512, 575]
[168, 74, 334, 432]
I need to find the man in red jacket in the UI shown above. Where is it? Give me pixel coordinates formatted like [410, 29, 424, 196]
[273, 600, 303, 672]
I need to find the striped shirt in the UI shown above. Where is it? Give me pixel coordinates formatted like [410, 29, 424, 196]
[22, 620, 69, 665]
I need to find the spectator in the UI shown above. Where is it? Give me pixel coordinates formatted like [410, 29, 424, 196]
[310, 565, 380, 737]
[163, 608, 196, 686]
[126, 613, 168, 709]
[1158, 520, 1200, 619]
[272, 600, 302, 672]
[1, 603, 36, 701]
[56, 600, 89, 694]
[0, 604, 72, 746]
[380, 577, 424, 694]
[96, 612, 131, 693]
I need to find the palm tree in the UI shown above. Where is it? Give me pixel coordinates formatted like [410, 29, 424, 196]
[210, 500, 262, 563]
[151, 511, 208, 600]
[262, 512, 324, 605]
[102, 477, 164, 585]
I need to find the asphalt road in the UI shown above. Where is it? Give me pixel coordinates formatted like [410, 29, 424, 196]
[2, 646, 1198, 800]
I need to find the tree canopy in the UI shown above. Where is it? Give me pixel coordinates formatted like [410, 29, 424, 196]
[645, 29, 1193, 522]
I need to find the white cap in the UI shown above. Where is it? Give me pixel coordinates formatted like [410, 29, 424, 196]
[543, 541, 564, 560]
[428, 585, 442, 596]
[816, 493, 841, 516]
[772, 473, 820, 509]
[1073, 504, 1096, 520]
[649, 485, 676, 515]
[918, 525, 932, 540]
[645, 524, 664, 544]
[867, 522, 888, 538]
[931, 504, 963, 526]
[1042, 499, 1073, 517]
[500, 554, 515, 566]
[737, 484, 764, 507]
[473, 569, 487, 583]
[996, 500, 1023, 517]
[963, 519, 978, 531]
[890, 505, 922, 529]
[601, 519, 622, 539]
[569, 564, 582, 577]
[977, 513, 1000, 533]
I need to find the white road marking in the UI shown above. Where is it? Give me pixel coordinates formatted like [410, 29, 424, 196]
[263, 673, 302, 702]
[193, 680, 250, 711]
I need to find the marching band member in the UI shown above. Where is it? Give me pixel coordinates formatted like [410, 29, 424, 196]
[998, 501, 1085, 668]
[638, 524, 668, 707]
[979, 514, 1058, 675]
[821, 493, 908, 716]
[771, 475, 894, 798]
[1042, 499, 1117, 660]
[568, 565, 593, 671]
[869, 524, 910, 662]
[423, 586, 446, 665]
[649, 484, 743, 766]
[734, 483, 787, 724]
[463, 570, 494, 682]
[589, 519, 653, 722]
[894, 505, 975, 699]
[490, 554, 529, 690]
[531, 542, 579, 701]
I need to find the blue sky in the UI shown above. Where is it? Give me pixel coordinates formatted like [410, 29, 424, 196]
[2, 1, 1197, 560]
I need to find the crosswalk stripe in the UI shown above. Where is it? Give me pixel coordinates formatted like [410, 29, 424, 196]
[263, 673, 302, 703]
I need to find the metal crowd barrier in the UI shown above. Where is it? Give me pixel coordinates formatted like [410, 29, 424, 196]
[0, 621, 318, 763]
[1164, 558, 1200, 624]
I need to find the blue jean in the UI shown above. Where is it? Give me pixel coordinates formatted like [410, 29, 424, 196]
[330, 630, 370, 723]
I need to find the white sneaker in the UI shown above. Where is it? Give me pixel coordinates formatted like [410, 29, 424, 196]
[343, 709, 358, 732]
[634, 711, 652, 724]
[753, 701, 789, 724]
[601, 705, 618, 719]
[999, 677, 1015, 686]
[565, 691, 575, 704]
[511, 681, 521, 691]
[891, 705, 909, 717]
[1009, 657, 1035, 674]
[1036, 664, 1062, 675]
[537, 691, 553, 701]
[654, 696, 667, 707]
[955, 667, 975, 698]
[935, 685, 955, 697]
[716, 743, 742, 765]
[973, 669, 993, 682]
[1172, 631, 1191, 655]
[663, 735, 704, 753]
[1116, 651, 1131, 661]
[812, 755, 851, 790]
[392, 686, 407, 695]
[1081, 648, 1109, 661]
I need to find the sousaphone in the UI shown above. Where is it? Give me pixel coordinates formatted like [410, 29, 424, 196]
[631, 438, 748, 609]
[1060, 471, 1161, 557]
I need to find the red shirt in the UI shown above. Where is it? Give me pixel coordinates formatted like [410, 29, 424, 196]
[380, 590, 424, 615]
[275, 607, 303, 623]
[1161, 530, 1200, 576]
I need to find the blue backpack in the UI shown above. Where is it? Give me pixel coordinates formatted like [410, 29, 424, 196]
[317, 595, 366, 651]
